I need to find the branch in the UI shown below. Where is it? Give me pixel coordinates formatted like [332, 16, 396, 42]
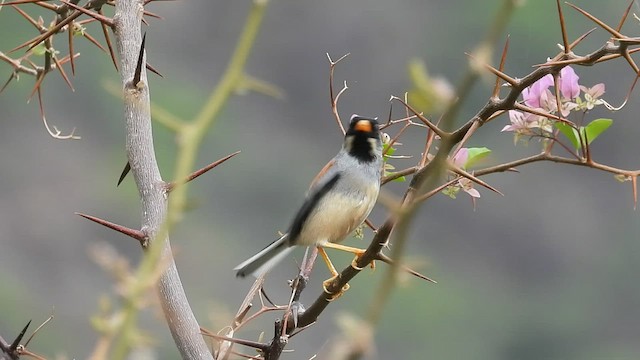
[112, 0, 212, 358]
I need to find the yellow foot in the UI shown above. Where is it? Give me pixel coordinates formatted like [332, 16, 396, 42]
[350, 251, 375, 271]
[321, 243, 376, 271]
[322, 276, 351, 301]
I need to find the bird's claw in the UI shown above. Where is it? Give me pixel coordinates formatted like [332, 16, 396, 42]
[350, 253, 375, 271]
[323, 276, 350, 301]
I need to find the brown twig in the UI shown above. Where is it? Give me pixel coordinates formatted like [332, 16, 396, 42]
[326, 52, 350, 134]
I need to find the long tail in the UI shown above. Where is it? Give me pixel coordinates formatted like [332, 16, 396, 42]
[234, 234, 295, 278]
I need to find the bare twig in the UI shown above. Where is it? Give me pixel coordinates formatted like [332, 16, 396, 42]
[326, 52, 350, 134]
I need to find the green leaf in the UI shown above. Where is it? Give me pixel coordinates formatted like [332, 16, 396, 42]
[393, 175, 406, 182]
[465, 147, 491, 168]
[555, 122, 580, 150]
[442, 185, 459, 199]
[583, 118, 612, 145]
[32, 43, 47, 57]
[383, 144, 396, 156]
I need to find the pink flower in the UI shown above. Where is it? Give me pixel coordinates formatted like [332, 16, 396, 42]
[538, 88, 558, 113]
[502, 110, 539, 134]
[502, 110, 553, 145]
[453, 148, 469, 168]
[458, 178, 480, 198]
[559, 66, 580, 99]
[580, 83, 605, 110]
[522, 74, 554, 108]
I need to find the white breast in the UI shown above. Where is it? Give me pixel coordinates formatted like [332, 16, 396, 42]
[296, 182, 379, 246]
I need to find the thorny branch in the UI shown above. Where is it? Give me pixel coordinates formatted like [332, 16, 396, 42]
[221, 1, 640, 359]
[4, 1, 640, 359]
[0, 0, 163, 139]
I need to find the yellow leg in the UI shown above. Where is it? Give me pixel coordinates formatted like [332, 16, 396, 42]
[317, 247, 350, 300]
[321, 242, 375, 271]
[318, 247, 339, 277]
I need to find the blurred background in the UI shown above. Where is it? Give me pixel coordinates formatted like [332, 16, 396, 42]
[2, 0, 640, 359]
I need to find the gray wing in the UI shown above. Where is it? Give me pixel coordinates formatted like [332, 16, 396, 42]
[287, 172, 341, 245]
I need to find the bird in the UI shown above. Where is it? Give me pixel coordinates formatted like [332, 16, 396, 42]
[234, 115, 383, 292]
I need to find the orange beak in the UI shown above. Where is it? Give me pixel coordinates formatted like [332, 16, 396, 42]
[354, 120, 372, 132]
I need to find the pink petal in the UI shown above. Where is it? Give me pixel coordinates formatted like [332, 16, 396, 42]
[590, 83, 605, 98]
[523, 74, 554, 108]
[559, 66, 580, 99]
[464, 187, 481, 198]
[453, 148, 469, 167]
[508, 110, 523, 122]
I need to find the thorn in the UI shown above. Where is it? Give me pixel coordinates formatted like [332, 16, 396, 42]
[556, 0, 570, 55]
[492, 35, 510, 98]
[143, 9, 163, 20]
[564, 2, 625, 39]
[10, 320, 31, 351]
[27, 71, 46, 103]
[616, 37, 640, 44]
[595, 46, 640, 64]
[57, 52, 81, 66]
[68, 25, 76, 76]
[569, 28, 597, 50]
[514, 103, 573, 126]
[133, 33, 146, 86]
[58, 0, 114, 27]
[83, 31, 108, 53]
[452, 120, 481, 157]
[615, 0, 635, 33]
[0, 73, 16, 94]
[11, 5, 42, 30]
[466, 52, 518, 86]
[75, 212, 147, 244]
[167, 151, 241, 192]
[99, 8, 119, 72]
[450, 165, 504, 196]
[25, 11, 83, 52]
[146, 62, 163, 77]
[51, 53, 74, 92]
[622, 50, 640, 74]
[2, 0, 45, 4]
[8, 34, 41, 53]
[24, 314, 54, 347]
[376, 253, 437, 283]
[117, 162, 131, 186]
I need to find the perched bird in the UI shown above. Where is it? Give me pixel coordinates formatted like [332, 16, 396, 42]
[234, 115, 383, 286]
